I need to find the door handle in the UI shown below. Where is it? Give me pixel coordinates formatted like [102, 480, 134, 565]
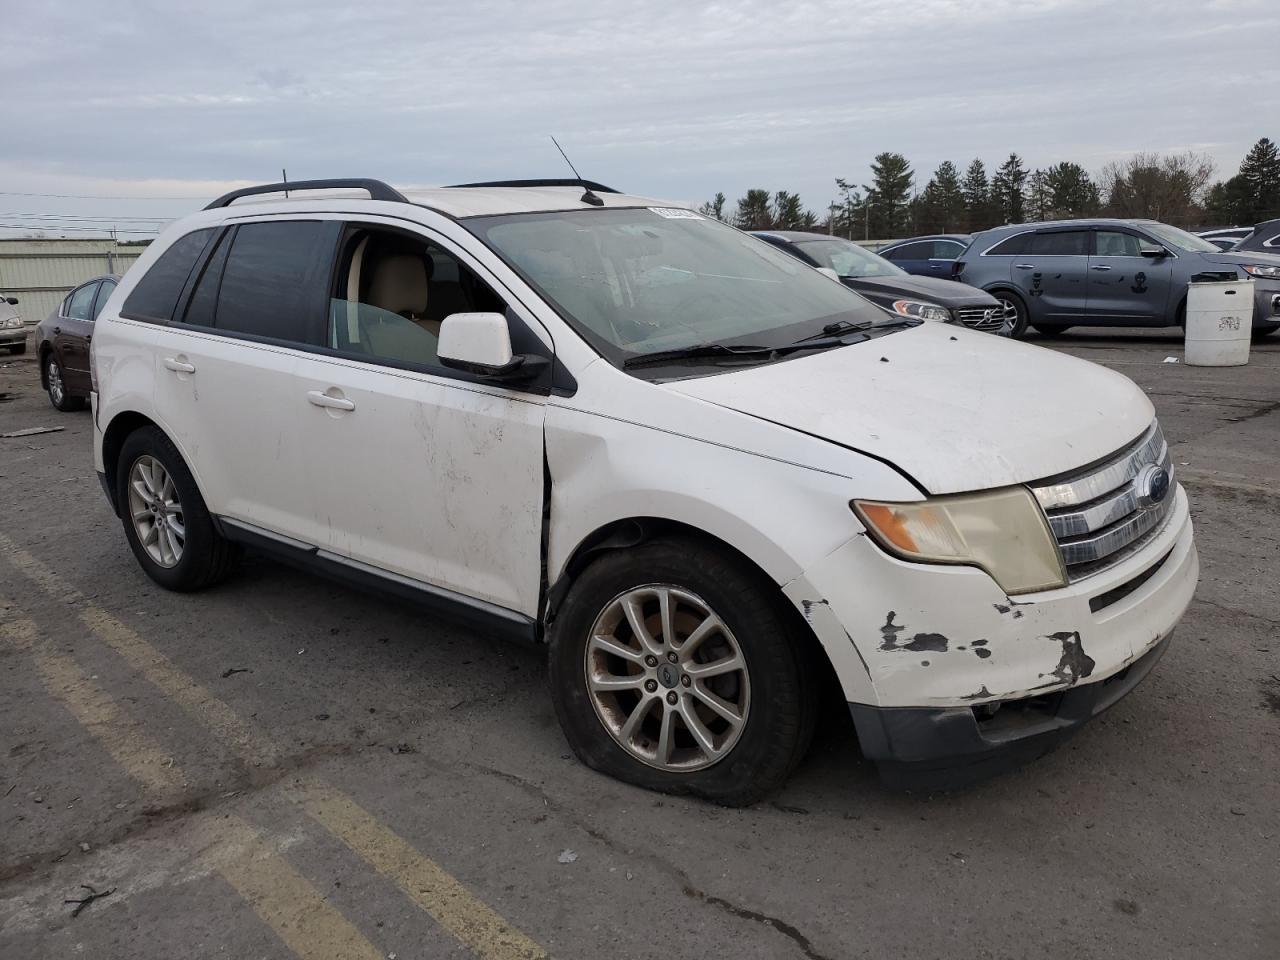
[1090, 265, 1112, 272]
[1014, 263, 1034, 270]
[163, 357, 196, 374]
[307, 390, 355, 412]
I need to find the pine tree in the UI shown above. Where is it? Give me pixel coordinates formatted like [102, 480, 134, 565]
[991, 153, 1028, 224]
[862, 152, 913, 238]
[698, 192, 727, 221]
[961, 159, 991, 232]
[1237, 137, 1280, 222]
[733, 189, 774, 230]
[772, 191, 807, 229]
[1027, 169, 1050, 221]
[1044, 162, 1099, 218]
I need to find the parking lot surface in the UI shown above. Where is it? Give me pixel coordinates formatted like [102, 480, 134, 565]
[2, 329, 1277, 960]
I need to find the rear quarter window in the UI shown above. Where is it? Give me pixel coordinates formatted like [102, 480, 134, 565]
[983, 233, 1030, 256]
[121, 229, 215, 323]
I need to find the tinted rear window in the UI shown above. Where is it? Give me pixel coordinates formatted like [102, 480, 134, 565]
[984, 233, 1029, 256]
[121, 229, 214, 323]
[211, 221, 334, 343]
[1030, 231, 1089, 256]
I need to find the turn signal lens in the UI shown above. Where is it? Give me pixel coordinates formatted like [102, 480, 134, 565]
[853, 487, 1067, 595]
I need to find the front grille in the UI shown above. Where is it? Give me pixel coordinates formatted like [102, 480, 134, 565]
[1030, 422, 1175, 582]
[954, 305, 1005, 331]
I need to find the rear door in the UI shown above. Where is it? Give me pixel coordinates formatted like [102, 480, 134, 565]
[1087, 228, 1174, 322]
[147, 219, 339, 546]
[882, 241, 937, 276]
[1012, 229, 1091, 321]
[57, 281, 99, 389]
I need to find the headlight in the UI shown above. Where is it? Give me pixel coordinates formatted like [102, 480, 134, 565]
[853, 487, 1066, 595]
[3, 317, 22, 328]
[890, 299, 950, 322]
[1242, 264, 1280, 279]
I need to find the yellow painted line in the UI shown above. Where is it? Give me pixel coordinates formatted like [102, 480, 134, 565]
[0, 532, 547, 960]
[1, 617, 182, 793]
[301, 783, 546, 960]
[0, 610, 383, 960]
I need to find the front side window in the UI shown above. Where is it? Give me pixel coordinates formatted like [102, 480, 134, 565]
[885, 241, 932, 260]
[121, 228, 214, 323]
[469, 208, 887, 365]
[793, 238, 905, 278]
[1094, 232, 1143, 258]
[327, 227, 507, 368]
[65, 282, 98, 320]
[1029, 231, 1089, 256]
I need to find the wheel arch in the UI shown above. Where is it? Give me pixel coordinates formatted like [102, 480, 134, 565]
[37, 340, 54, 388]
[100, 410, 166, 516]
[543, 516, 844, 707]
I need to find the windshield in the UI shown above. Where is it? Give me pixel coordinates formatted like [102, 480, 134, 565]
[1143, 222, 1221, 253]
[794, 238, 906, 278]
[468, 208, 888, 364]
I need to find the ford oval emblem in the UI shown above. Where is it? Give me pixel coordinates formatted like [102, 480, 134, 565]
[1135, 464, 1171, 509]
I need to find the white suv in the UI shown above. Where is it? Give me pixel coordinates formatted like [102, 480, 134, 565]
[90, 178, 1198, 803]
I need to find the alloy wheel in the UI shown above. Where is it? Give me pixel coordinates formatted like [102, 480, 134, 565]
[127, 455, 185, 568]
[584, 584, 750, 772]
[46, 359, 64, 406]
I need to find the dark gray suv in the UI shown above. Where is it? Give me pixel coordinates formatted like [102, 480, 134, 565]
[954, 219, 1280, 338]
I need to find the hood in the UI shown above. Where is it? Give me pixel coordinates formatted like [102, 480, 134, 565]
[845, 274, 999, 308]
[665, 322, 1154, 494]
[0, 301, 18, 323]
[1203, 250, 1280, 268]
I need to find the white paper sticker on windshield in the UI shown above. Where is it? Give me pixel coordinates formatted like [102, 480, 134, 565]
[648, 207, 703, 219]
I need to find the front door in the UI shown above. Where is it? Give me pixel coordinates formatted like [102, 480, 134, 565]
[1012, 229, 1091, 322]
[292, 222, 548, 617]
[1087, 229, 1175, 323]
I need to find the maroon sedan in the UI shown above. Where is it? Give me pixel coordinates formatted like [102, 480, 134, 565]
[35, 274, 117, 411]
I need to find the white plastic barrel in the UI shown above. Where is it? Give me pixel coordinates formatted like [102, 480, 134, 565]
[1185, 278, 1254, 366]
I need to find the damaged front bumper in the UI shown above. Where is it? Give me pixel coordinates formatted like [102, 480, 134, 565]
[784, 484, 1197, 788]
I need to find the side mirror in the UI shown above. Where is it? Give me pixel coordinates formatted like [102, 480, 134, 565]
[1139, 242, 1169, 259]
[437, 312, 546, 381]
[5, 297, 17, 305]
[815, 267, 841, 282]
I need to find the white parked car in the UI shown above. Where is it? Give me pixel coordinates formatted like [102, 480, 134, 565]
[90, 178, 1198, 803]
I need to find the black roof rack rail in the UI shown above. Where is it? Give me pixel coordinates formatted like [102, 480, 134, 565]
[204, 178, 407, 210]
[444, 178, 620, 194]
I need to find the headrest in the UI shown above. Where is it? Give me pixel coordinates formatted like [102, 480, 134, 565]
[368, 255, 429, 316]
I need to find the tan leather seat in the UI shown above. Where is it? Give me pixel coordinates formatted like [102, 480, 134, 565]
[367, 254, 441, 337]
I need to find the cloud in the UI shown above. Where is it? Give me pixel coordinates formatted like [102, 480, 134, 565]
[1, 0, 1276, 230]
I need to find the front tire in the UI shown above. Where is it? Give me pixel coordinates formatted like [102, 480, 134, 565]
[1252, 326, 1279, 340]
[995, 291, 1029, 338]
[116, 426, 241, 591]
[45, 355, 84, 411]
[1032, 324, 1070, 337]
[548, 537, 817, 806]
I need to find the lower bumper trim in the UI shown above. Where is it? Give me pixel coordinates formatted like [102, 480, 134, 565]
[849, 633, 1172, 790]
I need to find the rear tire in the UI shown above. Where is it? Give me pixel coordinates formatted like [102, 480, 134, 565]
[45, 355, 84, 411]
[994, 291, 1029, 338]
[116, 426, 241, 591]
[548, 537, 818, 806]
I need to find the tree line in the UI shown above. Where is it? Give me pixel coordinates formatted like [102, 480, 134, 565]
[700, 136, 1280, 239]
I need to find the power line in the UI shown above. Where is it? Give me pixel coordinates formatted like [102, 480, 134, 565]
[0, 190, 210, 200]
[0, 213, 174, 223]
[0, 223, 160, 234]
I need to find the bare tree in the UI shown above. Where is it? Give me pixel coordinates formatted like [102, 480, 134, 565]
[1097, 151, 1215, 225]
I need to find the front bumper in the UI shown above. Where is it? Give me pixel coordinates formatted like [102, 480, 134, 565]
[850, 632, 1171, 789]
[0, 326, 26, 346]
[1251, 278, 1280, 329]
[784, 484, 1197, 785]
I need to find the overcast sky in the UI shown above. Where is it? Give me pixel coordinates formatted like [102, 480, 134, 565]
[2, 0, 1276, 237]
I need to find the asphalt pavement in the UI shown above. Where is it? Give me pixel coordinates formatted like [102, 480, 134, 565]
[2, 327, 1277, 960]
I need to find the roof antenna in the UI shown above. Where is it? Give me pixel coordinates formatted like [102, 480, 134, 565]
[550, 136, 603, 206]
[282, 167, 289, 199]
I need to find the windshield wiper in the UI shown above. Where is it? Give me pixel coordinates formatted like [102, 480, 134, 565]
[793, 319, 873, 342]
[622, 343, 775, 369]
